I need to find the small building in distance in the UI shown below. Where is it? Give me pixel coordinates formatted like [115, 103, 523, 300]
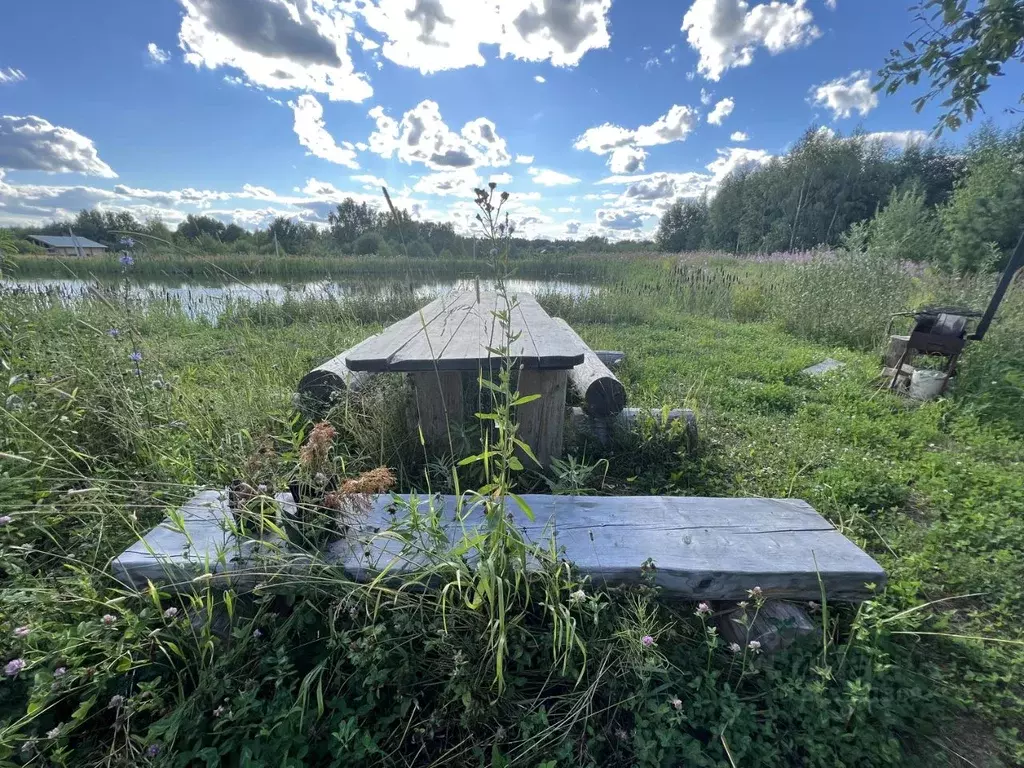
[26, 235, 108, 257]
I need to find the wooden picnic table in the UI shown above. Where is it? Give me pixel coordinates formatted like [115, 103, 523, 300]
[344, 290, 588, 466]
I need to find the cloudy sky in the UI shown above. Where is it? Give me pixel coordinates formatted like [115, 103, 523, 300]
[1, 0, 1021, 240]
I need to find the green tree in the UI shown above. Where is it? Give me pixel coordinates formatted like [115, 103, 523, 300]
[328, 199, 377, 245]
[354, 232, 383, 255]
[656, 197, 709, 251]
[939, 124, 1024, 270]
[176, 214, 226, 241]
[844, 185, 942, 265]
[877, 0, 1024, 133]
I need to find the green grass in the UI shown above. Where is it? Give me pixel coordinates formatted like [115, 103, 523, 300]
[2, 259, 1024, 766]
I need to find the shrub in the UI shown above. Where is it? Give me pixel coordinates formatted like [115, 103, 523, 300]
[353, 232, 383, 255]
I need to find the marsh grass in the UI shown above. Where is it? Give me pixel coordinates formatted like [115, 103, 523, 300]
[2, 241, 1024, 765]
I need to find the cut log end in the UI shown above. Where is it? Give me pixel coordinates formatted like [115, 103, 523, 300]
[553, 317, 627, 417]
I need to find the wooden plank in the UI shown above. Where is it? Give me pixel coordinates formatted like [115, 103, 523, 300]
[553, 317, 626, 416]
[516, 369, 568, 468]
[344, 293, 456, 372]
[411, 371, 464, 450]
[512, 294, 585, 369]
[366, 291, 585, 372]
[114, 492, 887, 601]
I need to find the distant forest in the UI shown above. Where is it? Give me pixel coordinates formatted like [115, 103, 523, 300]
[656, 123, 1024, 272]
[2, 196, 645, 261]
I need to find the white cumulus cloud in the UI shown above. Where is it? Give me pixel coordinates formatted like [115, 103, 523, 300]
[575, 105, 700, 171]
[177, 0, 372, 102]
[682, 0, 820, 81]
[863, 130, 930, 149]
[608, 146, 647, 174]
[0, 115, 117, 177]
[358, 0, 612, 74]
[810, 70, 877, 119]
[515, 154, 535, 164]
[707, 97, 734, 125]
[528, 167, 581, 186]
[366, 100, 510, 170]
[730, 130, 749, 141]
[147, 43, 171, 65]
[291, 95, 359, 168]
[535, 75, 546, 83]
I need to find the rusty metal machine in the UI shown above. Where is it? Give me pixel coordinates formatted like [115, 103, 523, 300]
[885, 231, 1024, 393]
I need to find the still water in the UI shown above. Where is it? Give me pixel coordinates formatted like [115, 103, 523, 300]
[3, 276, 598, 322]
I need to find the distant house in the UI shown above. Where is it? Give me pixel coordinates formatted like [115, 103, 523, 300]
[27, 235, 108, 257]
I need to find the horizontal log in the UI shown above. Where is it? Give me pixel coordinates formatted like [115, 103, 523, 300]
[716, 600, 816, 654]
[112, 491, 885, 601]
[553, 318, 626, 416]
[298, 349, 375, 413]
[569, 406, 698, 452]
[594, 350, 624, 368]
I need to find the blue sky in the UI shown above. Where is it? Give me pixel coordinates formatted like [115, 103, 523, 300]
[1, 0, 1021, 240]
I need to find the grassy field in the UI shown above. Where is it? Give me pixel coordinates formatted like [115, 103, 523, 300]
[1, 252, 1023, 766]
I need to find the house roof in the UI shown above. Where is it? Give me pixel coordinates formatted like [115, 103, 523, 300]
[28, 235, 108, 249]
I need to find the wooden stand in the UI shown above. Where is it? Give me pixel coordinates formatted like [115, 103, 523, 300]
[516, 369, 568, 468]
[411, 371, 463, 451]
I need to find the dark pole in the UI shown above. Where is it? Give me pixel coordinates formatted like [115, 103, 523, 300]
[971, 228, 1024, 341]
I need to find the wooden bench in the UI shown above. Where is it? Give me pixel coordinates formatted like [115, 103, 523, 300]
[113, 491, 884, 602]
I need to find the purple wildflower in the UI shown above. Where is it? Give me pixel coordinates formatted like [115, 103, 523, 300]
[641, 635, 654, 648]
[119, 253, 135, 267]
[253, 628, 263, 639]
[13, 626, 30, 638]
[102, 614, 116, 626]
[120, 237, 136, 249]
[695, 602, 712, 616]
[146, 744, 160, 758]
[129, 351, 143, 363]
[0, 515, 13, 526]
[107, 328, 121, 338]
[53, 666, 67, 678]
[5, 658, 26, 676]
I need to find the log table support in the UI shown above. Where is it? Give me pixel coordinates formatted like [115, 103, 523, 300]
[517, 369, 568, 468]
[412, 371, 463, 451]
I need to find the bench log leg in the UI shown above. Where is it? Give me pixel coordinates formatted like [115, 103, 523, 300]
[516, 369, 568, 469]
[411, 371, 463, 452]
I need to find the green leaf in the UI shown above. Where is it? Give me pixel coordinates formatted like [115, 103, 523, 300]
[508, 492, 536, 522]
[511, 393, 542, 406]
[513, 439, 541, 467]
[72, 695, 97, 722]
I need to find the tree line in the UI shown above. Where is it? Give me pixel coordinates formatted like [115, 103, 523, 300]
[656, 123, 1024, 272]
[3, 197, 647, 260]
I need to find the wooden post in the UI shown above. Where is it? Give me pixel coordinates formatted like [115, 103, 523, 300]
[516, 369, 568, 469]
[411, 371, 463, 451]
[552, 318, 627, 416]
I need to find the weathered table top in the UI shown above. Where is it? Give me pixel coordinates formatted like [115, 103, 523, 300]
[344, 290, 587, 372]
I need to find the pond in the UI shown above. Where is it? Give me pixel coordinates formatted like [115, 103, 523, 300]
[2, 276, 599, 322]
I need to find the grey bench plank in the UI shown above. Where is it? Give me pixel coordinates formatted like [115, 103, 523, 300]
[112, 492, 885, 601]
